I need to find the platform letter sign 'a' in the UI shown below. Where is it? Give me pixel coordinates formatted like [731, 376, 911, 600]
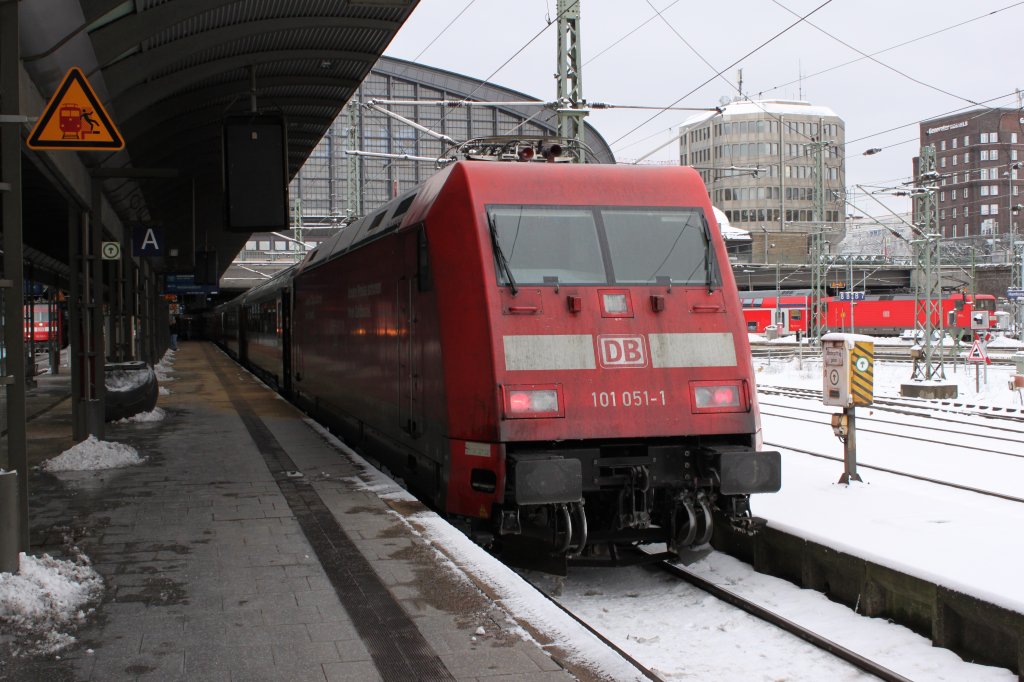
[27, 68, 124, 151]
[132, 225, 164, 257]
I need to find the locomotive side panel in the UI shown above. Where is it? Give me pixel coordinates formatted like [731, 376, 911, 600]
[290, 222, 451, 504]
[293, 239, 400, 433]
[420, 165, 503, 445]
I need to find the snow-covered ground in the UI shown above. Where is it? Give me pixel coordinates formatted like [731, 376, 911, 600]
[750, 341, 1024, 615]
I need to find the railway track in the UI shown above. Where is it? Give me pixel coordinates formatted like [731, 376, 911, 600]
[764, 439, 1024, 505]
[759, 383, 1024, 421]
[521, 549, 914, 681]
[751, 343, 1022, 367]
[760, 401, 1024, 456]
[655, 558, 912, 682]
[759, 388, 1024, 502]
[518, 568, 667, 682]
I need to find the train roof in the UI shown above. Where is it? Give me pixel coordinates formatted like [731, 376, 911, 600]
[736, 290, 992, 303]
[737, 289, 812, 299]
[298, 161, 717, 274]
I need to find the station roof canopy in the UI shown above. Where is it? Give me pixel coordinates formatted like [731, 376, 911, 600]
[15, 0, 419, 283]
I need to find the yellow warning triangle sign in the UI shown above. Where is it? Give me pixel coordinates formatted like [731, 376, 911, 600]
[27, 67, 124, 151]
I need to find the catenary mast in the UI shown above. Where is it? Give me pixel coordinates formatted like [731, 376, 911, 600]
[556, 0, 587, 162]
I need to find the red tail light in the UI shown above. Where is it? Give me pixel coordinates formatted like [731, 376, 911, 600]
[502, 384, 564, 419]
[690, 381, 747, 413]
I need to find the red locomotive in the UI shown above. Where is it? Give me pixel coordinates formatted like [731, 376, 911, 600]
[213, 146, 781, 569]
[740, 290, 998, 338]
[24, 302, 67, 347]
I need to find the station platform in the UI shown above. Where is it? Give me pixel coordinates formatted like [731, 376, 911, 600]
[3, 343, 625, 681]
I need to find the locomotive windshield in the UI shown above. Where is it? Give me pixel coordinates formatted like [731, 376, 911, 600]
[973, 296, 996, 311]
[487, 205, 720, 287]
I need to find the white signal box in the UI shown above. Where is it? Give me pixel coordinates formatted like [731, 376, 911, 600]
[822, 333, 874, 408]
[971, 311, 990, 331]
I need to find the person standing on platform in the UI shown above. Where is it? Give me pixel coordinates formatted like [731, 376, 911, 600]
[169, 316, 179, 351]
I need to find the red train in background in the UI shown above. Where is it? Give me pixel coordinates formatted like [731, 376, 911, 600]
[24, 302, 68, 347]
[211, 145, 781, 570]
[739, 290, 998, 338]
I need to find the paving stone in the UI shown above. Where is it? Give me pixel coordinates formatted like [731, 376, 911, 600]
[323, 660, 382, 682]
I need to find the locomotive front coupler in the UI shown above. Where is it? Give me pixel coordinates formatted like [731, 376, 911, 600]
[718, 494, 768, 536]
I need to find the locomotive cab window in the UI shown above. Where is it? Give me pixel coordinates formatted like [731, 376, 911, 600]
[488, 206, 606, 285]
[603, 209, 720, 286]
[974, 297, 996, 311]
[487, 205, 720, 288]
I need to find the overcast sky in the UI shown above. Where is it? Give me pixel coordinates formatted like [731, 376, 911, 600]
[383, 0, 1024, 218]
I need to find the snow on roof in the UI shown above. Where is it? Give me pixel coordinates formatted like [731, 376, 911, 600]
[712, 206, 750, 240]
[682, 99, 840, 128]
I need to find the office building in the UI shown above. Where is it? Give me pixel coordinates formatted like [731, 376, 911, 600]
[679, 99, 846, 264]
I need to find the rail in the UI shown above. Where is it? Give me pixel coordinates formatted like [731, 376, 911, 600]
[656, 559, 913, 682]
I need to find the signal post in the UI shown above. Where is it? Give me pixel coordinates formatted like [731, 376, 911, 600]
[822, 333, 875, 484]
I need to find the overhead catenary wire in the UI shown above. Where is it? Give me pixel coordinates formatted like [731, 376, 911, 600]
[768, 0, 982, 108]
[755, 1, 1024, 101]
[408, 0, 478, 65]
[847, 90, 1024, 146]
[384, 0, 1001, 172]
[610, 0, 836, 150]
[610, 4, 1023, 161]
[584, 0, 682, 66]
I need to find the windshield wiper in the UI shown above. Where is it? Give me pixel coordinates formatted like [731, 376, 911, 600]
[700, 214, 714, 293]
[487, 213, 519, 295]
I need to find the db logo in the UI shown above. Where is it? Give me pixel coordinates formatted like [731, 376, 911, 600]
[598, 335, 648, 368]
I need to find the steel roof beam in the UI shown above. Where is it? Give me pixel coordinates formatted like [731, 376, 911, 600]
[110, 50, 374, 120]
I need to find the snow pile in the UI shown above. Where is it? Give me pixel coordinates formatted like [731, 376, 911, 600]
[42, 436, 144, 472]
[158, 386, 171, 396]
[154, 351, 175, 382]
[988, 336, 1024, 349]
[105, 366, 154, 393]
[0, 553, 103, 655]
[114, 407, 166, 424]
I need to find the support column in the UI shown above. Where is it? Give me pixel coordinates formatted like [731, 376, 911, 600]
[838, 407, 862, 484]
[84, 181, 105, 438]
[69, 207, 84, 439]
[125, 258, 137, 361]
[112, 230, 128, 362]
[1, 0, 30, 552]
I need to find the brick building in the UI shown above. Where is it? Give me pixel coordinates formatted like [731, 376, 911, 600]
[916, 109, 1024, 239]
